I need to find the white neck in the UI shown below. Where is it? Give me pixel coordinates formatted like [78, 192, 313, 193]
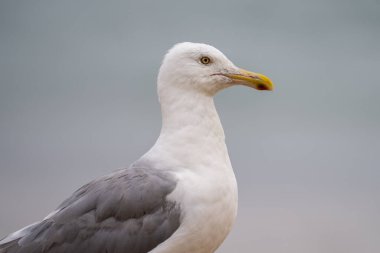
[142, 86, 231, 170]
[161, 87, 224, 134]
[144, 83, 238, 253]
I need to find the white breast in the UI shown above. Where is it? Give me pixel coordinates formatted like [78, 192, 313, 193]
[151, 163, 238, 253]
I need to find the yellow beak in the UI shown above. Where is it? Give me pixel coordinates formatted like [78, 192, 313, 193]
[224, 68, 274, 91]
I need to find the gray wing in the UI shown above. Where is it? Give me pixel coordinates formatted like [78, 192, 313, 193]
[0, 163, 181, 253]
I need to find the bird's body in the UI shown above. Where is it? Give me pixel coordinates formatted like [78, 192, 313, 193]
[0, 42, 273, 253]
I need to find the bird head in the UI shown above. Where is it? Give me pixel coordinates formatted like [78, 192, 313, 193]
[158, 42, 273, 98]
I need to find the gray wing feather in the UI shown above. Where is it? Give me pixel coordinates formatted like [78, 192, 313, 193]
[0, 163, 181, 253]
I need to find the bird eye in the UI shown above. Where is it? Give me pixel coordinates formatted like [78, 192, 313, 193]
[200, 56, 211, 65]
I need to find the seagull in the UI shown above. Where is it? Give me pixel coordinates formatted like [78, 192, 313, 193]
[0, 42, 273, 253]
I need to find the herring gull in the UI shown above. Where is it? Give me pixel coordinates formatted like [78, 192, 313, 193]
[0, 42, 273, 253]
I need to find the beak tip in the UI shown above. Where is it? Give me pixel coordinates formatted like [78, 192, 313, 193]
[257, 84, 274, 91]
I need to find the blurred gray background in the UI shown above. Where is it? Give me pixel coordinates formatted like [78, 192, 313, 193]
[0, 0, 379, 252]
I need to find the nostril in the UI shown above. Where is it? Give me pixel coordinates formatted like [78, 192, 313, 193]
[250, 75, 261, 80]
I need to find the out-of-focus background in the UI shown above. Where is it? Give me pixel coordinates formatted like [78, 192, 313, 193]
[0, 1, 379, 252]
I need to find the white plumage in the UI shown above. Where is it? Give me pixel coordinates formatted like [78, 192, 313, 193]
[143, 42, 272, 252]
